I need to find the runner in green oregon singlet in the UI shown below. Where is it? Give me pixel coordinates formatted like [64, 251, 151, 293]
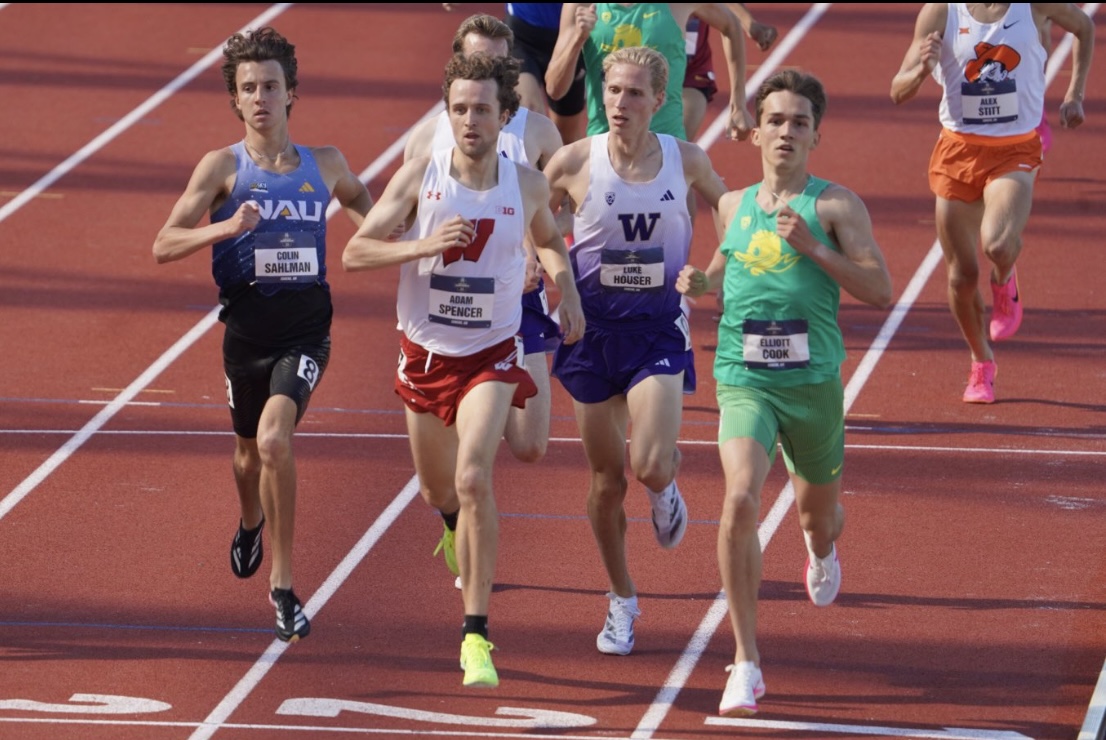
[582, 3, 687, 138]
[715, 176, 846, 388]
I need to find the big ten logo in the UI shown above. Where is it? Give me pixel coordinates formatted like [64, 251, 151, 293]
[496, 206, 515, 216]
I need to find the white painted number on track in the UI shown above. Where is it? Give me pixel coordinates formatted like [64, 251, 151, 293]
[0, 693, 171, 714]
[277, 697, 596, 728]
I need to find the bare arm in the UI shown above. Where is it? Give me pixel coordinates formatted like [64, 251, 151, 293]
[680, 140, 729, 248]
[152, 148, 255, 264]
[403, 116, 437, 164]
[517, 110, 568, 290]
[677, 188, 742, 297]
[527, 109, 574, 237]
[685, 3, 752, 140]
[1036, 3, 1094, 128]
[890, 3, 947, 105]
[729, 3, 778, 51]
[681, 140, 729, 210]
[342, 157, 473, 271]
[314, 145, 373, 228]
[526, 109, 566, 171]
[518, 166, 585, 344]
[543, 139, 591, 219]
[546, 3, 595, 101]
[775, 185, 893, 308]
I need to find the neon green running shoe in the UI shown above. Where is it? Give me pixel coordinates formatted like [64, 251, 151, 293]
[433, 525, 458, 576]
[460, 633, 498, 688]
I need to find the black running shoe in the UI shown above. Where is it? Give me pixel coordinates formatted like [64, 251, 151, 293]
[270, 587, 311, 642]
[230, 518, 264, 579]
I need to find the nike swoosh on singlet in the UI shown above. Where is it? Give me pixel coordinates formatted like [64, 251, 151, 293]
[643, 11, 659, 18]
[1003, 20, 1019, 28]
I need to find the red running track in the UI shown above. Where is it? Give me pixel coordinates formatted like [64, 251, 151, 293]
[0, 4, 1104, 740]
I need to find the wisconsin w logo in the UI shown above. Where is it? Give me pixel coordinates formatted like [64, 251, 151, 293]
[442, 218, 495, 265]
[617, 212, 660, 241]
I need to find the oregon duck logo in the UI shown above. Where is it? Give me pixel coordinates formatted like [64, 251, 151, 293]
[600, 24, 643, 53]
[733, 230, 800, 276]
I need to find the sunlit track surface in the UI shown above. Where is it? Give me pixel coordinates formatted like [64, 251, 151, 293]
[0, 4, 1104, 740]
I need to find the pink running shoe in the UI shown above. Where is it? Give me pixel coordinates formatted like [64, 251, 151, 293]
[990, 268, 1023, 342]
[962, 360, 997, 404]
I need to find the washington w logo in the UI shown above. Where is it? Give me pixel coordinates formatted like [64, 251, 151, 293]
[617, 212, 660, 241]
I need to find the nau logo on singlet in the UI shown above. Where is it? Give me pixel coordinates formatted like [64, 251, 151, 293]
[251, 199, 324, 222]
[441, 218, 496, 266]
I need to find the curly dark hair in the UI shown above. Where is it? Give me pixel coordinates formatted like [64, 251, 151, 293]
[441, 52, 521, 125]
[220, 27, 298, 121]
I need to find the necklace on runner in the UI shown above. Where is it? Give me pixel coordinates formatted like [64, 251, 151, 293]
[771, 175, 811, 208]
[244, 138, 291, 162]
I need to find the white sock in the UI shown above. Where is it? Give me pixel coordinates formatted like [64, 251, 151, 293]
[645, 480, 676, 505]
[804, 530, 834, 561]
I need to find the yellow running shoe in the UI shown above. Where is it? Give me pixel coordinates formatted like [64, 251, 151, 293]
[433, 525, 458, 576]
[460, 633, 498, 688]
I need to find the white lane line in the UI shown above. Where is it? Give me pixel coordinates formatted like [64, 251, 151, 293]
[1078, 657, 1106, 740]
[1075, 9, 1106, 713]
[0, 310, 219, 521]
[187, 476, 421, 740]
[0, 4, 297, 519]
[3, 429, 1105, 457]
[697, 3, 832, 151]
[0, 16, 443, 526]
[707, 716, 1033, 739]
[0, 4, 294, 228]
[633, 3, 1101, 739]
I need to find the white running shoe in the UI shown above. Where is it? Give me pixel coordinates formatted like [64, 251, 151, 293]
[649, 481, 688, 549]
[719, 662, 766, 716]
[596, 592, 640, 655]
[804, 532, 841, 607]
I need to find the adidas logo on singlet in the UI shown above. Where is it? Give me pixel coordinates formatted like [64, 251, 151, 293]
[299, 182, 315, 193]
[660, 190, 675, 202]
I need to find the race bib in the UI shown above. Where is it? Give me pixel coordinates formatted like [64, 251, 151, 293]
[599, 246, 664, 292]
[742, 318, 810, 370]
[428, 273, 495, 329]
[254, 232, 319, 284]
[961, 79, 1019, 125]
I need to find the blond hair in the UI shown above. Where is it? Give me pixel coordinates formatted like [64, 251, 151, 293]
[601, 46, 668, 95]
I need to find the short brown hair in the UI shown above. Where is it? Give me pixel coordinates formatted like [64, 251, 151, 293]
[451, 13, 514, 54]
[442, 52, 521, 124]
[755, 70, 827, 129]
